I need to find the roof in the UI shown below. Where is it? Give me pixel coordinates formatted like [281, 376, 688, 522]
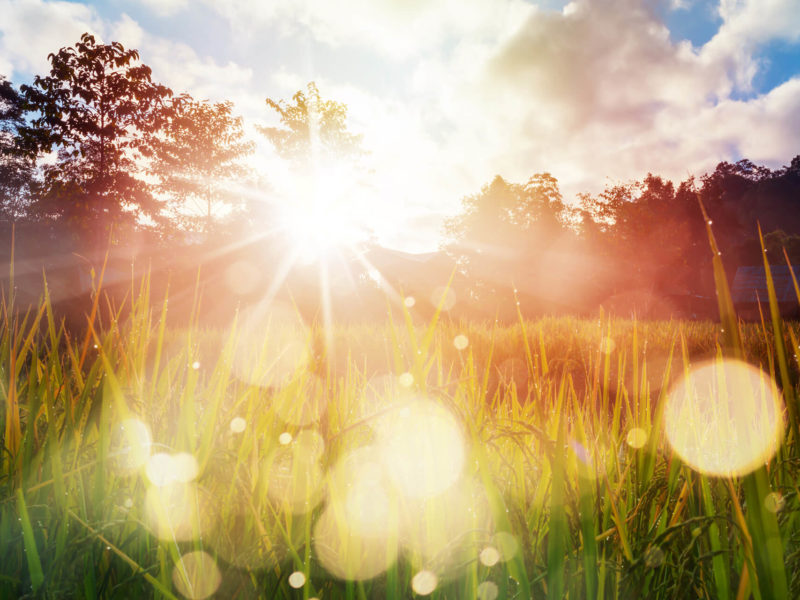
[731, 266, 800, 303]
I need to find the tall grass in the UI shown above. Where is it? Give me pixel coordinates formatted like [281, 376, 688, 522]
[1, 252, 800, 598]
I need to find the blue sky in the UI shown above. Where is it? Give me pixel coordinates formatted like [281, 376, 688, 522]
[1, 0, 799, 250]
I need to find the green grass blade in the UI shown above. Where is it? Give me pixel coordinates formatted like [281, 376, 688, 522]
[16, 489, 44, 593]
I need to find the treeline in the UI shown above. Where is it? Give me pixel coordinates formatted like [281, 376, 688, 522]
[444, 158, 800, 318]
[0, 33, 349, 255]
[2, 33, 800, 321]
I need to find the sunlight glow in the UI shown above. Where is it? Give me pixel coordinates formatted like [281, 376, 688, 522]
[431, 286, 456, 311]
[375, 399, 465, 499]
[477, 581, 499, 600]
[172, 551, 221, 600]
[273, 163, 372, 264]
[626, 428, 648, 449]
[145, 482, 214, 542]
[232, 301, 310, 389]
[492, 532, 519, 561]
[453, 334, 469, 350]
[288, 571, 306, 589]
[400, 480, 493, 576]
[313, 504, 398, 581]
[145, 452, 199, 487]
[480, 546, 500, 567]
[411, 570, 438, 595]
[263, 447, 324, 514]
[664, 359, 784, 477]
[229, 417, 247, 433]
[110, 419, 152, 471]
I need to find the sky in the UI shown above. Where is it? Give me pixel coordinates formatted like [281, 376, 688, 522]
[1, 0, 799, 251]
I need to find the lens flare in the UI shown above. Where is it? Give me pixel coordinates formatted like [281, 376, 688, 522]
[288, 571, 306, 589]
[477, 581, 499, 600]
[480, 546, 500, 567]
[313, 505, 398, 581]
[293, 429, 325, 462]
[492, 532, 519, 562]
[145, 452, 199, 487]
[230, 417, 247, 433]
[232, 301, 310, 390]
[626, 428, 648, 449]
[398, 372, 414, 388]
[327, 448, 394, 536]
[400, 479, 493, 576]
[315, 447, 399, 580]
[263, 447, 324, 514]
[144, 483, 215, 542]
[431, 287, 456, 311]
[110, 419, 152, 471]
[272, 375, 329, 426]
[411, 570, 438, 595]
[375, 399, 465, 499]
[764, 491, 785, 513]
[172, 551, 221, 600]
[453, 335, 469, 351]
[600, 336, 616, 355]
[208, 502, 284, 570]
[644, 546, 665, 568]
[664, 359, 784, 477]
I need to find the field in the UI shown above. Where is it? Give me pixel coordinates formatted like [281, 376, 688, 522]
[2, 265, 800, 600]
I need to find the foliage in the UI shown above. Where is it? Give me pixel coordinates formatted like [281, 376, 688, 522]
[17, 33, 172, 246]
[444, 173, 570, 303]
[0, 76, 37, 222]
[150, 96, 254, 234]
[580, 175, 700, 294]
[260, 81, 362, 168]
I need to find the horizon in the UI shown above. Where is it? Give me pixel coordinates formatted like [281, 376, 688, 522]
[1, 0, 799, 252]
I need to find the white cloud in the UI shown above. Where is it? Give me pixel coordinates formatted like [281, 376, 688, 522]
[135, 0, 188, 17]
[702, 0, 800, 89]
[405, 0, 800, 209]
[202, 0, 533, 60]
[0, 0, 102, 78]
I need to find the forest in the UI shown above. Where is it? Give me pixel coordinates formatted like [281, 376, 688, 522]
[3, 33, 800, 325]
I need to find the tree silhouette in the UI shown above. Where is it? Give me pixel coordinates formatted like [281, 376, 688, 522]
[0, 76, 36, 223]
[260, 82, 362, 168]
[151, 96, 254, 236]
[444, 173, 569, 307]
[18, 33, 172, 248]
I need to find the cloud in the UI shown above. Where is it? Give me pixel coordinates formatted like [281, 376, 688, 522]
[0, 0, 102, 78]
[135, 0, 188, 17]
[702, 0, 800, 89]
[413, 0, 800, 206]
[202, 0, 533, 59]
[2, 0, 798, 252]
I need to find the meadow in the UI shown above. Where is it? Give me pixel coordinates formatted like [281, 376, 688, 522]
[1, 260, 800, 600]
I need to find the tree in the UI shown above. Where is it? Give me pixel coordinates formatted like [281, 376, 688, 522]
[0, 76, 36, 223]
[446, 174, 566, 264]
[18, 33, 172, 248]
[151, 96, 254, 236]
[258, 81, 372, 256]
[580, 175, 698, 295]
[444, 173, 570, 310]
[260, 81, 362, 168]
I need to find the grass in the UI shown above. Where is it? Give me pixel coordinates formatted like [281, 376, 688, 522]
[1, 256, 800, 599]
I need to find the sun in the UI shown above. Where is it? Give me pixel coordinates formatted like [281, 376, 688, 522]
[275, 163, 372, 263]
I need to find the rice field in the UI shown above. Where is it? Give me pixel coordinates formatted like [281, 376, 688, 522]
[1, 261, 800, 599]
